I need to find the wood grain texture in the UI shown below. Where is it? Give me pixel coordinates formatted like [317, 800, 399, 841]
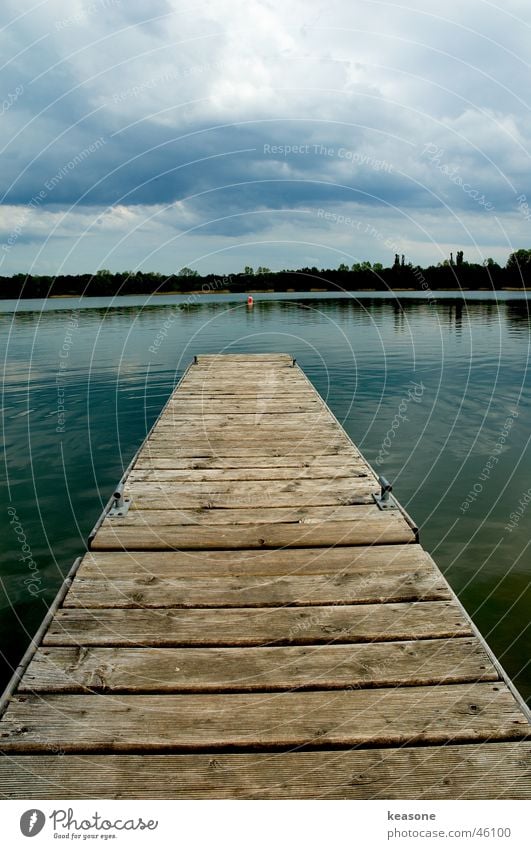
[100, 504, 385, 527]
[65, 567, 450, 608]
[131, 454, 362, 469]
[140, 447, 360, 459]
[78, 543, 432, 578]
[20, 639, 498, 693]
[155, 412, 335, 424]
[90, 517, 415, 549]
[3, 743, 529, 799]
[156, 404, 325, 415]
[127, 467, 370, 483]
[43, 601, 473, 647]
[124, 479, 377, 509]
[1, 684, 526, 752]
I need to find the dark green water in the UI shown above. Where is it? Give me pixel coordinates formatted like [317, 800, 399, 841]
[1, 292, 530, 701]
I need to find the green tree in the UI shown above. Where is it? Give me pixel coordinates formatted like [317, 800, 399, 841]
[244, 266, 254, 275]
[506, 249, 531, 270]
[178, 267, 199, 277]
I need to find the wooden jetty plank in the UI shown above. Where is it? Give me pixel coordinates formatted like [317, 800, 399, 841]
[170, 393, 323, 400]
[64, 570, 450, 608]
[159, 402, 324, 414]
[151, 428, 343, 441]
[155, 415, 338, 428]
[3, 743, 529, 799]
[182, 378, 302, 386]
[1, 684, 526, 753]
[155, 412, 335, 424]
[20, 639, 498, 694]
[43, 601, 473, 647]
[142, 446, 357, 458]
[99, 505, 387, 527]
[144, 443, 354, 455]
[90, 516, 415, 550]
[177, 373, 307, 381]
[65, 546, 450, 607]
[124, 481, 376, 510]
[132, 454, 363, 469]
[77, 543, 432, 578]
[195, 354, 295, 361]
[145, 437, 351, 449]
[125, 478, 375, 497]
[128, 465, 369, 481]
[182, 364, 300, 371]
[191, 362, 295, 367]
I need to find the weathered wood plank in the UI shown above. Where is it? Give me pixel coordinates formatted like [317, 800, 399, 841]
[159, 403, 324, 414]
[178, 379, 305, 385]
[170, 392, 319, 399]
[152, 428, 343, 441]
[195, 354, 294, 361]
[191, 362, 295, 369]
[90, 516, 415, 549]
[65, 565, 450, 608]
[127, 492, 374, 511]
[176, 378, 307, 386]
[132, 454, 362, 469]
[43, 601, 473, 646]
[127, 463, 372, 485]
[20, 639, 498, 693]
[188, 370, 297, 376]
[146, 436, 348, 447]
[155, 418, 336, 429]
[102, 505, 383, 527]
[125, 478, 373, 494]
[156, 412, 335, 424]
[123, 479, 376, 510]
[184, 363, 298, 369]
[128, 465, 368, 481]
[78, 543, 429, 577]
[3, 743, 529, 799]
[141, 446, 358, 458]
[1, 684, 526, 752]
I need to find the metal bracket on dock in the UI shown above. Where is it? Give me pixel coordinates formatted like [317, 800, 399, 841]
[108, 483, 132, 517]
[373, 475, 398, 510]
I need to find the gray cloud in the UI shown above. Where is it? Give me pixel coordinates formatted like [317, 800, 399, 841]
[1, 0, 530, 273]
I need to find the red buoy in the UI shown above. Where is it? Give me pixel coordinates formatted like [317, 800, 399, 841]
[247, 295, 254, 307]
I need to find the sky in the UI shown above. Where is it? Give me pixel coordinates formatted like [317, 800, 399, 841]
[1, 0, 531, 275]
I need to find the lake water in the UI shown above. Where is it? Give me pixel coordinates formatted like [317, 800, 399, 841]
[1, 291, 530, 702]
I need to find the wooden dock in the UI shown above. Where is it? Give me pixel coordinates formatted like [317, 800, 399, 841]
[1, 353, 530, 798]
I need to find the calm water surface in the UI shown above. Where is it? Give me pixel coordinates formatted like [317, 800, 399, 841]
[1, 292, 530, 700]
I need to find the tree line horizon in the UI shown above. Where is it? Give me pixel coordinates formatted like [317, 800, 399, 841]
[2, 249, 531, 298]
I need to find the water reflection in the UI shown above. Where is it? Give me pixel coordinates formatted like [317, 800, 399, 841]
[0, 292, 530, 702]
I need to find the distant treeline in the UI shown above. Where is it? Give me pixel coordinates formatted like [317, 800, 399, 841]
[2, 250, 531, 298]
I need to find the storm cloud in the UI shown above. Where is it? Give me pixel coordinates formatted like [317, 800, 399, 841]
[1, 0, 530, 274]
